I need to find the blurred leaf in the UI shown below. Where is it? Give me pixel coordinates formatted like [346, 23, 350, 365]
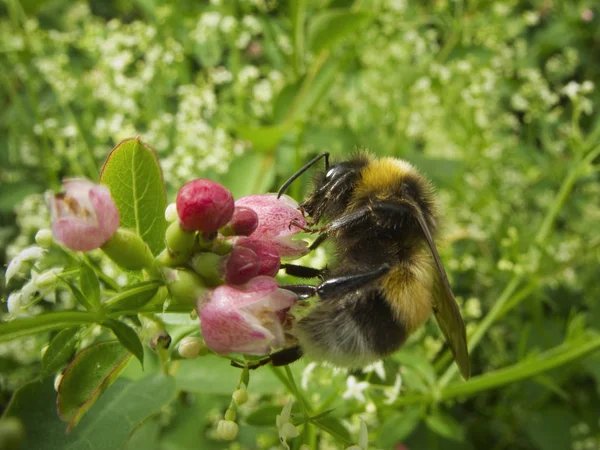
[0, 183, 42, 213]
[105, 281, 162, 311]
[124, 418, 161, 450]
[57, 341, 132, 430]
[174, 355, 303, 394]
[79, 263, 100, 311]
[3, 375, 176, 450]
[311, 415, 352, 444]
[100, 138, 167, 255]
[245, 405, 282, 426]
[236, 124, 289, 153]
[307, 9, 371, 54]
[219, 153, 277, 199]
[102, 319, 144, 367]
[41, 327, 80, 377]
[394, 350, 437, 386]
[521, 407, 577, 450]
[377, 407, 421, 448]
[425, 412, 465, 442]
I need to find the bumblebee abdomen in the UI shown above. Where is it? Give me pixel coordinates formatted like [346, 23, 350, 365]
[294, 288, 407, 368]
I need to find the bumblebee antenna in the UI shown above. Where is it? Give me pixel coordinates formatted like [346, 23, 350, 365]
[277, 152, 330, 198]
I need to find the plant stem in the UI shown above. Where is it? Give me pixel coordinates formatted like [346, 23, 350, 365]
[0, 311, 101, 343]
[284, 365, 312, 414]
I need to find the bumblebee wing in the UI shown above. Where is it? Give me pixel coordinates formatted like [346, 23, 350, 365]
[415, 212, 471, 380]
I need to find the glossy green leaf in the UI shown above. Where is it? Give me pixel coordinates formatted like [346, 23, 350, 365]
[307, 9, 371, 54]
[424, 412, 465, 442]
[79, 263, 100, 310]
[102, 319, 144, 366]
[236, 124, 289, 153]
[105, 280, 162, 311]
[3, 375, 176, 450]
[100, 138, 167, 255]
[311, 415, 352, 445]
[376, 407, 421, 448]
[57, 341, 132, 430]
[41, 327, 80, 377]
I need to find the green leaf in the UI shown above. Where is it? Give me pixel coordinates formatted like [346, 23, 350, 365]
[100, 138, 167, 255]
[377, 407, 421, 448]
[174, 355, 304, 394]
[105, 280, 162, 311]
[3, 375, 176, 450]
[218, 153, 277, 199]
[57, 341, 132, 430]
[311, 416, 352, 445]
[102, 319, 144, 366]
[245, 405, 282, 426]
[41, 327, 80, 377]
[285, 55, 346, 123]
[424, 412, 465, 442]
[59, 276, 99, 312]
[79, 263, 100, 310]
[236, 124, 289, 153]
[307, 9, 371, 54]
[393, 350, 437, 386]
[0, 311, 100, 343]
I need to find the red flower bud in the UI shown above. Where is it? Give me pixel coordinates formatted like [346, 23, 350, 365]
[176, 179, 234, 233]
[223, 246, 260, 285]
[228, 206, 259, 236]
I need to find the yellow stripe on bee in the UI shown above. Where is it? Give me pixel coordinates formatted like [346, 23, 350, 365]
[381, 252, 434, 333]
[354, 158, 416, 199]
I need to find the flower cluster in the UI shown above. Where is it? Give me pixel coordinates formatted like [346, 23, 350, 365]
[163, 179, 309, 356]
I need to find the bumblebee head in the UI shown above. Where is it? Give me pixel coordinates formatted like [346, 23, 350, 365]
[301, 153, 371, 222]
[350, 157, 438, 235]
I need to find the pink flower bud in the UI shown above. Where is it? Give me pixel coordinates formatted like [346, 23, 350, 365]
[228, 207, 259, 236]
[235, 194, 309, 258]
[223, 246, 261, 285]
[198, 276, 297, 355]
[46, 179, 120, 251]
[234, 237, 280, 277]
[176, 179, 234, 233]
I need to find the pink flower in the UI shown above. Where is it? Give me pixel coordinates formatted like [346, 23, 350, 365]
[46, 179, 120, 251]
[176, 179, 234, 233]
[235, 194, 309, 258]
[198, 276, 297, 355]
[234, 237, 280, 277]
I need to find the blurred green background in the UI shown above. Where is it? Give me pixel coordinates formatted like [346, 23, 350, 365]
[1, 0, 600, 449]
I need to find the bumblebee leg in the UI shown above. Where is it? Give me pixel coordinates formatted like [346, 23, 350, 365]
[281, 263, 325, 279]
[316, 265, 390, 299]
[309, 233, 328, 250]
[281, 265, 390, 300]
[325, 206, 372, 233]
[230, 346, 303, 369]
[270, 346, 303, 366]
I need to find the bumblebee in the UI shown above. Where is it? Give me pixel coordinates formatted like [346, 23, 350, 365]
[244, 152, 470, 380]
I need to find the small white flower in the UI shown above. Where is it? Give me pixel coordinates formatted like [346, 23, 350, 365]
[7, 293, 23, 315]
[363, 361, 386, 380]
[276, 400, 298, 450]
[216, 419, 238, 440]
[384, 374, 403, 404]
[301, 361, 317, 390]
[563, 81, 581, 100]
[342, 376, 370, 403]
[5, 246, 45, 284]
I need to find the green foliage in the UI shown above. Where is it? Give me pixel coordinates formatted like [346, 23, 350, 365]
[1, 0, 600, 449]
